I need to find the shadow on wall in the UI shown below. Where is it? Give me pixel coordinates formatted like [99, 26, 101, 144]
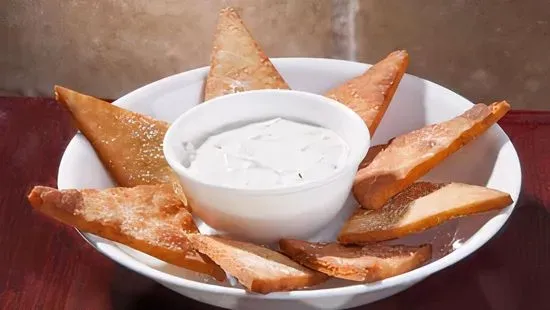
[355, 0, 549, 110]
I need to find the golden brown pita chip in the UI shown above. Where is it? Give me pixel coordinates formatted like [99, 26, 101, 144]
[354, 101, 510, 209]
[189, 235, 327, 294]
[280, 239, 431, 282]
[340, 182, 512, 244]
[204, 7, 289, 101]
[54, 86, 186, 202]
[28, 185, 225, 281]
[359, 143, 389, 170]
[326, 50, 409, 135]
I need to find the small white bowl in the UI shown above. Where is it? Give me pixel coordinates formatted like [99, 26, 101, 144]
[163, 89, 370, 243]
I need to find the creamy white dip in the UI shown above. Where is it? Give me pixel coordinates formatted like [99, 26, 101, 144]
[183, 118, 349, 189]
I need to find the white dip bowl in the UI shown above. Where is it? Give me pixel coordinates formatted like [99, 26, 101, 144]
[163, 89, 370, 243]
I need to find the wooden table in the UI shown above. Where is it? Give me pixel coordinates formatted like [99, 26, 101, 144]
[1, 97, 549, 310]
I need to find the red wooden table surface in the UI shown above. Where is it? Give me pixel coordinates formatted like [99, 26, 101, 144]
[1, 97, 549, 310]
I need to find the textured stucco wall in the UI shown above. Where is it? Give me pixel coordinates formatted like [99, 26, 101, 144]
[2, 0, 548, 109]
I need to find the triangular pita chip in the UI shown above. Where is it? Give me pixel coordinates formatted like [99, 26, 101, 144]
[340, 182, 512, 244]
[359, 143, 388, 170]
[189, 235, 327, 294]
[326, 50, 409, 135]
[354, 101, 510, 209]
[54, 86, 185, 202]
[28, 185, 225, 280]
[280, 239, 431, 282]
[204, 7, 289, 101]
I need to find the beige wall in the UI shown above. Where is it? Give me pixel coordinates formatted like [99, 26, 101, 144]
[2, 0, 548, 109]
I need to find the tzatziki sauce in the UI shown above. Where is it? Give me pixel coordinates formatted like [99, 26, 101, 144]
[182, 118, 349, 189]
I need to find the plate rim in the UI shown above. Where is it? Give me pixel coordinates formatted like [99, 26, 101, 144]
[58, 57, 522, 300]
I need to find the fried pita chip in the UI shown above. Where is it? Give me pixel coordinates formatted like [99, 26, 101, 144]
[189, 235, 327, 294]
[354, 101, 510, 209]
[28, 185, 225, 281]
[358, 143, 389, 170]
[54, 86, 186, 202]
[326, 50, 409, 135]
[340, 182, 512, 244]
[280, 239, 431, 282]
[204, 7, 289, 101]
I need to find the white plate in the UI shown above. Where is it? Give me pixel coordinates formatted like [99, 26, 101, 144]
[57, 58, 521, 310]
